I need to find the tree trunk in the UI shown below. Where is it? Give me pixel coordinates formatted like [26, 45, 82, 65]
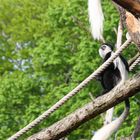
[125, 11, 140, 51]
[117, 6, 140, 51]
[112, 0, 140, 18]
[27, 74, 140, 140]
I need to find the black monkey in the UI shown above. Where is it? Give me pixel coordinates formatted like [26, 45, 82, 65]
[98, 43, 130, 107]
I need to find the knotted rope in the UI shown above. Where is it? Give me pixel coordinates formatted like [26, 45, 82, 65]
[130, 56, 140, 71]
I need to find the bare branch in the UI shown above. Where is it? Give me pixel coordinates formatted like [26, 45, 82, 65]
[72, 16, 90, 34]
[116, 20, 123, 49]
[120, 116, 140, 140]
[27, 74, 140, 140]
[88, 92, 95, 102]
[132, 117, 140, 139]
[113, 27, 117, 36]
[104, 107, 114, 125]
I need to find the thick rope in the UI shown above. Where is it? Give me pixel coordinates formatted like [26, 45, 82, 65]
[8, 39, 131, 140]
[129, 56, 140, 71]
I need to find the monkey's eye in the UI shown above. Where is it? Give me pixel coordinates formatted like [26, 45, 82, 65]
[101, 45, 106, 50]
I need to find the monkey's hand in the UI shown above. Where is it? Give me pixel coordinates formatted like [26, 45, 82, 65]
[95, 75, 102, 81]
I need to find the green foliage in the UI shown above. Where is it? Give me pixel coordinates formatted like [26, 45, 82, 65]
[0, 0, 139, 139]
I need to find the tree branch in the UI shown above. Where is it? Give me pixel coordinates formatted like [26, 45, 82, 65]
[132, 117, 140, 139]
[115, 2, 140, 51]
[116, 20, 123, 49]
[27, 74, 140, 140]
[112, 0, 140, 18]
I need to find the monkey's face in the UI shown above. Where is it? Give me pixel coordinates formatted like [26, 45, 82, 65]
[99, 44, 112, 59]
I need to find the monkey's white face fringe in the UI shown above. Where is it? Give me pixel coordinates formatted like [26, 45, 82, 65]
[88, 0, 104, 41]
[99, 45, 112, 59]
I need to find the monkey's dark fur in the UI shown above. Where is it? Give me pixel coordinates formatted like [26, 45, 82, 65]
[98, 44, 130, 107]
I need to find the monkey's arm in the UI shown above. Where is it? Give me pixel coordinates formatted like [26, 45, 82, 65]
[95, 75, 102, 81]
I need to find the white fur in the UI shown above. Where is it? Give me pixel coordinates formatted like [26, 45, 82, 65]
[114, 57, 128, 82]
[126, 32, 131, 40]
[91, 107, 128, 140]
[99, 45, 128, 82]
[93, 46, 129, 140]
[88, 0, 104, 40]
[104, 107, 114, 125]
[99, 45, 112, 59]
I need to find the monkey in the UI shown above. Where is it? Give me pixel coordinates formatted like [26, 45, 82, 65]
[98, 44, 129, 94]
[91, 44, 130, 140]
